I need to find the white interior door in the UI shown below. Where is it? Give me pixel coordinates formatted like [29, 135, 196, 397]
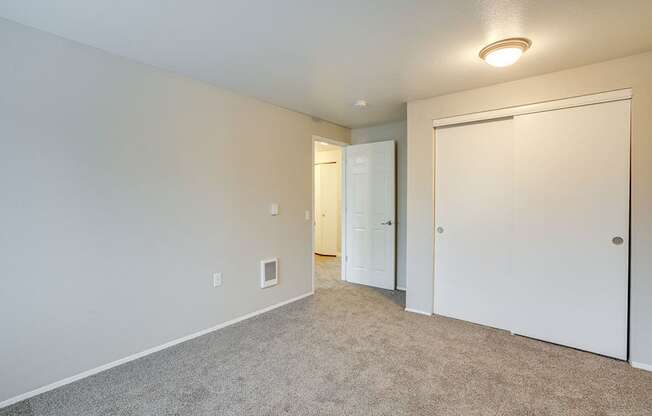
[434, 118, 515, 331]
[346, 141, 395, 290]
[314, 163, 339, 256]
[511, 101, 630, 359]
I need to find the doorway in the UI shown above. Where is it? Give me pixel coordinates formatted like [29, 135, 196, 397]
[311, 136, 397, 293]
[314, 145, 341, 257]
[313, 137, 346, 289]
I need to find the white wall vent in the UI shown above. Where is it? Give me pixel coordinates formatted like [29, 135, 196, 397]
[260, 258, 278, 288]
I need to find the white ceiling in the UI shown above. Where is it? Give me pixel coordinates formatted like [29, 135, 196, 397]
[1, 1, 651, 128]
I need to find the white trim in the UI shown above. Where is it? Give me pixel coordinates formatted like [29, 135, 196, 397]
[433, 89, 632, 128]
[313, 135, 349, 147]
[0, 292, 314, 409]
[630, 361, 652, 372]
[396, 286, 406, 291]
[311, 139, 316, 293]
[405, 308, 432, 316]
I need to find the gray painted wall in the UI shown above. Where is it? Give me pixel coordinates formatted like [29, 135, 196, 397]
[0, 19, 349, 402]
[351, 120, 407, 289]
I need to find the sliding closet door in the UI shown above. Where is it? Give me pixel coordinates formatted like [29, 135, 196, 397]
[512, 101, 630, 359]
[434, 118, 515, 331]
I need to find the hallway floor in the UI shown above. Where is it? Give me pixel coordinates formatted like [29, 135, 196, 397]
[314, 254, 343, 288]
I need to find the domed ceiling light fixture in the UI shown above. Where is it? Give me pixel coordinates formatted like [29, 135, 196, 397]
[479, 37, 531, 67]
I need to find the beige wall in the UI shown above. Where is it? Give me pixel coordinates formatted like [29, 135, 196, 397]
[406, 52, 652, 366]
[0, 19, 349, 402]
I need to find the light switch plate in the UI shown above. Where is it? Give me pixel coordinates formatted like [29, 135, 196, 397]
[270, 203, 279, 216]
[213, 272, 222, 287]
[305, 210, 311, 221]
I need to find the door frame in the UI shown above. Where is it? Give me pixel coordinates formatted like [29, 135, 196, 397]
[312, 135, 349, 293]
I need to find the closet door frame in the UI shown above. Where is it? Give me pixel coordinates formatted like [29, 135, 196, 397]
[432, 89, 631, 355]
[433, 89, 631, 128]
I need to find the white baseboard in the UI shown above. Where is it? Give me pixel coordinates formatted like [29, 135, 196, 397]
[0, 291, 314, 409]
[630, 361, 652, 372]
[405, 307, 432, 316]
[396, 286, 406, 291]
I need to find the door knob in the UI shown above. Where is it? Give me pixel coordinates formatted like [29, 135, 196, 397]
[436, 226, 444, 234]
[612, 236, 624, 245]
[381, 220, 393, 226]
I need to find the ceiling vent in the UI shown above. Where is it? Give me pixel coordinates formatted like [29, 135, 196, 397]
[260, 258, 278, 288]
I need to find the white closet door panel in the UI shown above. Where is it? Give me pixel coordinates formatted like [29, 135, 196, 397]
[512, 101, 630, 359]
[434, 118, 515, 331]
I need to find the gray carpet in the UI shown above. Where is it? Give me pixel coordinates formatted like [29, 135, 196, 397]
[2, 255, 651, 415]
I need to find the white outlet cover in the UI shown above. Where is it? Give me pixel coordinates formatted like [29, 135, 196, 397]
[270, 203, 279, 216]
[213, 272, 222, 287]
